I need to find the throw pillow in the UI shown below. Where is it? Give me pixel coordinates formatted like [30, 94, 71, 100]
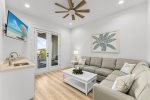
[112, 74, 135, 93]
[120, 63, 136, 74]
[78, 58, 86, 65]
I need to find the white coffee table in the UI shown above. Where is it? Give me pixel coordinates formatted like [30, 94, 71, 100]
[63, 68, 97, 95]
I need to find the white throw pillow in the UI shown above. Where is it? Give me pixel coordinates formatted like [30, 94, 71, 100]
[112, 74, 135, 93]
[120, 63, 136, 74]
[78, 58, 86, 65]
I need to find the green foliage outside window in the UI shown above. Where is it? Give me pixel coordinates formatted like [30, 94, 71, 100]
[38, 49, 46, 59]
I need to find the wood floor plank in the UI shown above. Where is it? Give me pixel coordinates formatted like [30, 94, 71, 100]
[34, 70, 93, 100]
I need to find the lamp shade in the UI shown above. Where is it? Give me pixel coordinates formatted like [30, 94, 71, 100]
[73, 50, 79, 55]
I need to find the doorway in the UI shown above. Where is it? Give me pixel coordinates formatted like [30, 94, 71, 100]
[35, 29, 60, 73]
[36, 32, 49, 73]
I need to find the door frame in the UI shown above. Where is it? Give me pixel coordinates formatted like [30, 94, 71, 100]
[34, 27, 61, 74]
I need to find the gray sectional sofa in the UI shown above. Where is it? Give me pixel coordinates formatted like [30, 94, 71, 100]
[75, 57, 150, 100]
[76, 57, 139, 81]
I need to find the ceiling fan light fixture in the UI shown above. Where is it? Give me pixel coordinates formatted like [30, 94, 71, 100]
[69, 10, 75, 15]
[55, 0, 89, 20]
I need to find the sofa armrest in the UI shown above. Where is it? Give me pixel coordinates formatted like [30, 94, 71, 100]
[93, 84, 136, 100]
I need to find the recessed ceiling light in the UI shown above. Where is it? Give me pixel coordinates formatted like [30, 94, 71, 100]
[69, 23, 72, 25]
[25, 3, 30, 8]
[118, 0, 124, 5]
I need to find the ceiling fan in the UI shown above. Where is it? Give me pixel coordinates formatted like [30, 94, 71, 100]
[55, 0, 90, 20]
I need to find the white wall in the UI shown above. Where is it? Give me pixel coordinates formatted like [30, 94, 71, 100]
[0, 0, 5, 98]
[0, 0, 6, 63]
[2, 7, 72, 67]
[71, 3, 148, 60]
[147, 0, 150, 62]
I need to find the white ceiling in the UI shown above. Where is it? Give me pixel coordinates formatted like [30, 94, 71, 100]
[6, 0, 147, 28]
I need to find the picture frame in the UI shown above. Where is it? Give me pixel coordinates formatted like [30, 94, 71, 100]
[91, 31, 119, 53]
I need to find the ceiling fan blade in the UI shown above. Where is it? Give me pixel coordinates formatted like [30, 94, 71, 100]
[55, 11, 69, 13]
[74, 0, 86, 10]
[55, 3, 69, 10]
[68, 0, 74, 9]
[63, 14, 69, 18]
[76, 9, 90, 13]
[72, 14, 75, 20]
[75, 13, 85, 18]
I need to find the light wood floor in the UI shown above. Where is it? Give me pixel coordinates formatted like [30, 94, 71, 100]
[34, 69, 93, 100]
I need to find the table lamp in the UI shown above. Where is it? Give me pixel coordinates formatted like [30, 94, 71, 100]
[73, 50, 79, 61]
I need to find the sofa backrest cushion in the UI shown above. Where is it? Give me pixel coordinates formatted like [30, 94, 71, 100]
[101, 58, 116, 70]
[82, 56, 91, 65]
[90, 57, 102, 67]
[115, 58, 139, 70]
[132, 62, 149, 75]
[137, 69, 150, 100]
[137, 84, 150, 100]
[128, 71, 147, 98]
[128, 63, 150, 99]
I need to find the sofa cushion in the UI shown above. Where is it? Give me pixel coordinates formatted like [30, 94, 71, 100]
[90, 57, 102, 67]
[112, 74, 135, 93]
[93, 84, 136, 100]
[128, 62, 149, 98]
[137, 70, 150, 100]
[107, 70, 126, 82]
[106, 74, 121, 82]
[128, 71, 149, 98]
[95, 68, 113, 77]
[132, 62, 149, 75]
[120, 63, 136, 74]
[100, 80, 114, 88]
[112, 70, 127, 76]
[97, 75, 106, 82]
[82, 56, 91, 65]
[115, 58, 139, 70]
[83, 66, 99, 73]
[102, 58, 116, 70]
[138, 85, 150, 100]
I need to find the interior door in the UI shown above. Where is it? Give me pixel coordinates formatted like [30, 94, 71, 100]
[35, 30, 50, 73]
